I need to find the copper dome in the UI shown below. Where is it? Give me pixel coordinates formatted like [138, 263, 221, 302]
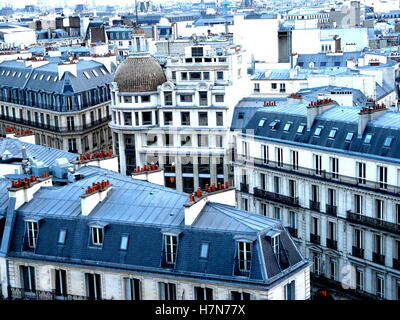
[113, 54, 166, 93]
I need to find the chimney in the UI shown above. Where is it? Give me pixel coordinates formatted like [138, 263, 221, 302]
[57, 59, 78, 78]
[131, 164, 164, 186]
[183, 182, 236, 226]
[358, 100, 388, 137]
[8, 174, 52, 210]
[81, 180, 112, 216]
[74, 151, 118, 173]
[307, 98, 336, 129]
[287, 93, 303, 104]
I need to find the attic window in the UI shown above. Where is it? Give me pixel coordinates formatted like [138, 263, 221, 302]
[320, 62, 327, 66]
[1, 71, 4, 75]
[271, 234, 280, 257]
[238, 112, 244, 119]
[200, 242, 209, 259]
[25, 73, 29, 78]
[58, 229, 67, 244]
[40, 74, 44, 80]
[269, 120, 280, 130]
[47, 75, 51, 81]
[92, 70, 99, 77]
[100, 68, 107, 75]
[328, 129, 337, 138]
[120, 235, 129, 251]
[345, 132, 354, 142]
[12, 72, 16, 77]
[364, 133, 373, 144]
[53, 76, 58, 82]
[334, 61, 341, 66]
[18, 72, 22, 77]
[383, 136, 393, 147]
[33, 74, 37, 79]
[258, 119, 266, 127]
[297, 124, 305, 134]
[6, 71, 10, 76]
[83, 72, 91, 79]
[314, 126, 323, 136]
[283, 122, 292, 131]
[90, 226, 103, 246]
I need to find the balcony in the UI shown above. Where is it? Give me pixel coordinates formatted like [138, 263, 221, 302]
[235, 155, 400, 197]
[253, 187, 299, 207]
[393, 258, 400, 271]
[372, 252, 385, 265]
[352, 246, 364, 259]
[7, 287, 105, 300]
[326, 238, 338, 250]
[240, 183, 249, 193]
[287, 227, 298, 238]
[346, 211, 400, 235]
[325, 204, 337, 216]
[310, 233, 321, 245]
[309, 200, 320, 211]
[0, 114, 111, 134]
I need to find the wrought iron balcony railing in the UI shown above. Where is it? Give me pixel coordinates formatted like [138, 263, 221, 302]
[253, 187, 299, 207]
[372, 252, 385, 265]
[326, 238, 338, 250]
[347, 211, 400, 235]
[8, 287, 105, 300]
[309, 200, 320, 212]
[240, 183, 249, 193]
[325, 204, 337, 216]
[352, 246, 364, 259]
[287, 227, 298, 238]
[310, 233, 321, 245]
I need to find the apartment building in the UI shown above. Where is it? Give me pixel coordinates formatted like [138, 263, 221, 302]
[232, 93, 400, 300]
[109, 30, 251, 192]
[0, 55, 115, 154]
[0, 164, 311, 300]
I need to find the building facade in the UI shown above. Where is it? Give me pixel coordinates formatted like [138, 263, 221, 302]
[232, 94, 400, 300]
[0, 55, 115, 154]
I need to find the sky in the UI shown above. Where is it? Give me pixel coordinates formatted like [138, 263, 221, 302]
[0, 0, 189, 8]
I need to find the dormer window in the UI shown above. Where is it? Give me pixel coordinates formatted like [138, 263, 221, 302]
[91, 227, 103, 246]
[297, 124, 305, 134]
[271, 234, 280, 257]
[26, 220, 38, 249]
[269, 120, 280, 130]
[200, 242, 209, 259]
[258, 119, 266, 127]
[328, 129, 337, 139]
[314, 126, 323, 136]
[120, 235, 129, 251]
[237, 241, 252, 272]
[164, 234, 178, 265]
[58, 229, 67, 245]
[345, 132, 354, 142]
[383, 136, 393, 148]
[283, 122, 292, 131]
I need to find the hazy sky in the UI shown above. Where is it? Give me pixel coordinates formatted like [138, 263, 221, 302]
[0, 0, 189, 8]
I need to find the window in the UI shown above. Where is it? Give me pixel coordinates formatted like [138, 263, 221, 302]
[198, 112, 208, 126]
[231, 291, 250, 300]
[199, 91, 208, 106]
[261, 144, 269, 164]
[216, 112, 223, 126]
[313, 154, 322, 175]
[284, 281, 296, 300]
[356, 268, 364, 290]
[181, 112, 190, 126]
[328, 221, 336, 241]
[354, 228, 363, 249]
[216, 135, 223, 147]
[275, 147, 283, 167]
[163, 134, 172, 146]
[345, 132, 354, 142]
[271, 235, 280, 258]
[189, 72, 201, 80]
[375, 199, 384, 220]
[85, 273, 102, 300]
[159, 282, 176, 300]
[269, 120, 280, 130]
[258, 119, 266, 127]
[91, 227, 103, 246]
[274, 176, 280, 194]
[180, 135, 191, 146]
[191, 47, 203, 57]
[354, 194, 363, 214]
[254, 83, 260, 93]
[289, 180, 297, 198]
[237, 241, 251, 271]
[283, 122, 292, 131]
[374, 233, 384, 255]
[26, 221, 38, 248]
[194, 287, 213, 300]
[181, 72, 188, 80]
[164, 91, 173, 106]
[120, 235, 129, 250]
[197, 134, 209, 147]
[327, 188, 336, 207]
[55, 269, 67, 297]
[330, 157, 339, 179]
[261, 203, 267, 216]
[203, 72, 210, 80]
[313, 252, 321, 275]
[297, 124, 305, 134]
[378, 166, 388, 189]
[215, 95, 224, 103]
[274, 207, 281, 220]
[290, 150, 298, 170]
[164, 234, 178, 264]
[376, 274, 385, 298]
[141, 96, 150, 103]
[200, 242, 209, 259]
[329, 259, 337, 280]
[312, 217, 319, 236]
[328, 129, 337, 138]
[356, 162, 366, 184]
[216, 71, 224, 80]
[383, 136, 393, 147]
[289, 211, 297, 229]
[180, 95, 192, 103]
[124, 278, 141, 300]
[58, 229, 67, 245]
[68, 138, 77, 152]
[164, 112, 173, 125]
[364, 133, 373, 144]
[314, 126, 323, 136]
[279, 83, 286, 93]
[271, 83, 277, 90]
[20, 266, 36, 292]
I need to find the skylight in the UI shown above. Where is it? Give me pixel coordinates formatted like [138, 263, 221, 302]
[100, 68, 107, 75]
[200, 242, 209, 259]
[258, 119, 266, 127]
[364, 133, 373, 144]
[269, 120, 280, 130]
[6, 71, 10, 76]
[12, 72, 16, 77]
[283, 122, 292, 131]
[328, 129, 337, 138]
[40, 74, 44, 80]
[314, 126, 323, 136]
[383, 136, 393, 148]
[33, 74, 37, 79]
[297, 124, 305, 134]
[1, 70, 4, 76]
[47, 75, 51, 81]
[18, 72, 22, 77]
[120, 235, 129, 250]
[92, 69, 99, 77]
[83, 71, 91, 79]
[345, 132, 354, 142]
[58, 229, 66, 244]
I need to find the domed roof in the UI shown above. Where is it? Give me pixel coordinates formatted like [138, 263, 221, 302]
[113, 54, 167, 93]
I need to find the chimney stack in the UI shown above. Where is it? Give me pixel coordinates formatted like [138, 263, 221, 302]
[80, 180, 112, 216]
[183, 182, 235, 226]
[358, 100, 388, 137]
[307, 98, 336, 129]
